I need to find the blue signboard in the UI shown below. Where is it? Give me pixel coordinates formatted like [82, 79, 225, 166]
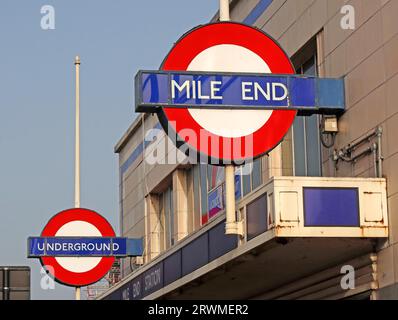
[27, 237, 143, 257]
[303, 188, 360, 227]
[103, 220, 238, 300]
[135, 70, 345, 115]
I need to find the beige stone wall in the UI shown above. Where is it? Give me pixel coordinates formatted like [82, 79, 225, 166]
[236, 0, 398, 294]
[118, 112, 188, 275]
[230, 0, 259, 21]
[172, 169, 189, 242]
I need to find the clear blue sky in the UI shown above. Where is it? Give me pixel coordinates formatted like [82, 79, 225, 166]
[0, 0, 218, 300]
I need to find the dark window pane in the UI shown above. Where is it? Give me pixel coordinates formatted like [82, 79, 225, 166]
[247, 194, 268, 240]
[235, 171, 242, 200]
[164, 188, 171, 248]
[207, 165, 213, 188]
[293, 117, 306, 176]
[200, 164, 208, 224]
[207, 165, 225, 190]
[251, 158, 262, 190]
[169, 188, 174, 246]
[193, 165, 201, 227]
[303, 56, 316, 76]
[208, 184, 224, 220]
[242, 166, 251, 196]
[305, 115, 321, 176]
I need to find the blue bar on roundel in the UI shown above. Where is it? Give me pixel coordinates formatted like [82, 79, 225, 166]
[135, 70, 346, 114]
[28, 237, 143, 257]
[126, 238, 143, 257]
[28, 237, 46, 257]
[317, 78, 345, 112]
[289, 77, 316, 108]
[111, 238, 127, 256]
[141, 72, 168, 105]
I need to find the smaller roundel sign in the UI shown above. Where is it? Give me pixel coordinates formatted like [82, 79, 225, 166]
[158, 22, 296, 164]
[40, 208, 115, 287]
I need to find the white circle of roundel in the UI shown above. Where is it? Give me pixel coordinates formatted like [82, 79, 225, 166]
[55, 221, 102, 274]
[187, 44, 273, 138]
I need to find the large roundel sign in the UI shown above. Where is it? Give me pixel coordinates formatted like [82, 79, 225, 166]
[40, 208, 115, 287]
[157, 22, 296, 163]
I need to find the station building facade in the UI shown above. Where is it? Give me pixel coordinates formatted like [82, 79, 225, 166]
[100, 0, 398, 300]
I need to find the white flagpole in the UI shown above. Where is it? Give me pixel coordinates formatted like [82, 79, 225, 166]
[74, 55, 81, 300]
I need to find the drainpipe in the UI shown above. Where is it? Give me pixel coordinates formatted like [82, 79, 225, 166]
[377, 127, 383, 178]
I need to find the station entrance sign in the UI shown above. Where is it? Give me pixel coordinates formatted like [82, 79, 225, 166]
[134, 22, 344, 163]
[136, 71, 344, 113]
[28, 208, 142, 287]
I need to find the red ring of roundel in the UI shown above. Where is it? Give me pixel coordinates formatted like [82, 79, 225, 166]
[159, 22, 296, 163]
[40, 208, 115, 287]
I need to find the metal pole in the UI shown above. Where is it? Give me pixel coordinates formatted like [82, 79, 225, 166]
[225, 165, 237, 234]
[219, 0, 230, 21]
[219, 0, 238, 235]
[74, 55, 81, 300]
[3, 268, 9, 300]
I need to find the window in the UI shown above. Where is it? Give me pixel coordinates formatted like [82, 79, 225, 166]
[199, 164, 208, 225]
[291, 39, 322, 177]
[247, 194, 267, 241]
[199, 164, 226, 225]
[251, 158, 262, 190]
[198, 160, 262, 226]
[242, 167, 251, 196]
[159, 186, 174, 250]
[190, 166, 201, 231]
[207, 165, 225, 221]
[208, 165, 225, 190]
[241, 158, 263, 197]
